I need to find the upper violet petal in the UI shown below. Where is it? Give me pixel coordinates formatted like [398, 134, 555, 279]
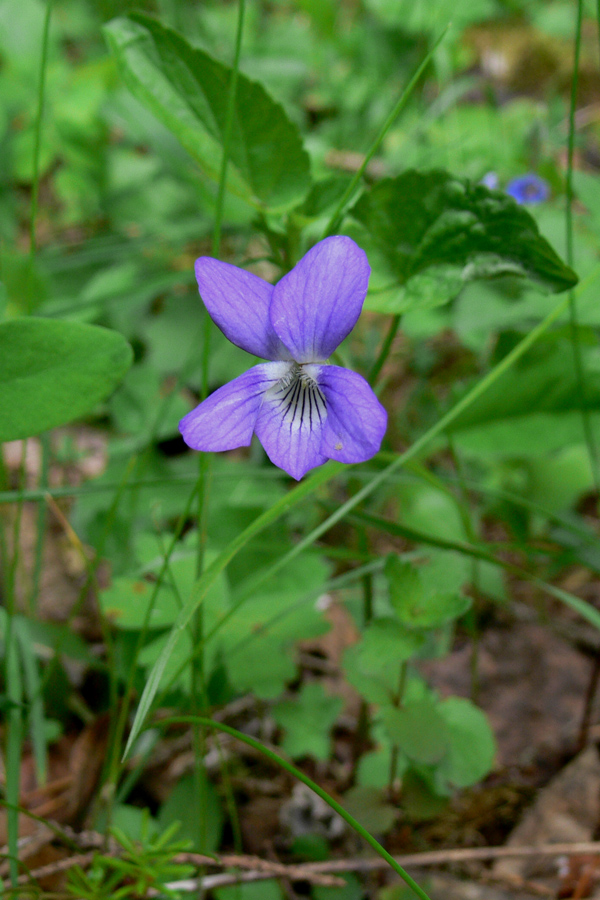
[179, 362, 289, 452]
[318, 366, 387, 464]
[195, 257, 289, 360]
[254, 377, 328, 480]
[270, 236, 370, 363]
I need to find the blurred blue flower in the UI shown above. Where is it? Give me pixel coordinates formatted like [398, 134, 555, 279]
[506, 174, 550, 205]
[179, 236, 387, 480]
[480, 171, 499, 190]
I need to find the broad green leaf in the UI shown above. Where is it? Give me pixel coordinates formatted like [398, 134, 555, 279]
[99, 551, 229, 632]
[0, 318, 132, 442]
[25, 620, 100, 667]
[356, 618, 425, 674]
[386, 557, 471, 629]
[521, 445, 594, 513]
[271, 682, 343, 761]
[352, 171, 577, 314]
[343, 643, 400, 707]
[99, 804, 158, 842]
[400, 769, 449, 821]
[104, 14, 311, 211]
[220, 554, 330, 698]
[215, 884, 284, 900]
[437, 697, 496, 787]
[343, 786, 396, 834]
[392, 482, 469, 544]
[357, 743, 397, 789]
[313, 874, 364, 900]
[344, 630, 428, 707]
[382, 698, 450, 765]
[158, 770, 223, 853]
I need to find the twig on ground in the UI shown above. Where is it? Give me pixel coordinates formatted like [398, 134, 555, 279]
[10, 838, 600, 894]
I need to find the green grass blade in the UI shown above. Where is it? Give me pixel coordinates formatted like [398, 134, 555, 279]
[28, 0, 52, 262]
[3, 611, 23, 887]
[349, 508, 600, 632]
[158, 716, 432, 900]
[323, 24, 450, 238]
[566, 0, 600, 490]
[15, 618, 47, 785]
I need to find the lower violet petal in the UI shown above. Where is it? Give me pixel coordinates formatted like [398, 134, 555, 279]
[318, 365, 387, 464]
[179, 363, 284, 452]
[255, 369, 328, 480]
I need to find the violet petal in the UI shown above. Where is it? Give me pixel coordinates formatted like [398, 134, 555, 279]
[179, 362, 286, 452]
[318, 365, 387, 464]
[195, 257, 289, 360]
[269, 236, 370, 363]
[255, 370, 329, 480]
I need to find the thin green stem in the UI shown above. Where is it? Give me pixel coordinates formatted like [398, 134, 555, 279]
[5, 625, 23, 888]
[211, 0, 246, 258]
[357, 528, 374, 624]
[370, 314, 401, 385]
[566, 0, 600, 491]
[388, 661, 408, 793]
[322, 26, 449, 239]
[100, 483, 200, 826]
[6, 445, 27, 602]
[444, 435, 481, 701]
[192, 0, 246, 873]
[218, 742, 244, 855]
[28, 433, 50, 616]
[29, 0, 52, 261]
[160, 717, 432, 900]
[3, 444, 27, 890]
[346, 507, 600, 632]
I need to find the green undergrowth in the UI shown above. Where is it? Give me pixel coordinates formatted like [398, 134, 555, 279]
[1, 1, 600, 898]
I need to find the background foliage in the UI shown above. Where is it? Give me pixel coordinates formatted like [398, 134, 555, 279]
[2, 0, 600, 898]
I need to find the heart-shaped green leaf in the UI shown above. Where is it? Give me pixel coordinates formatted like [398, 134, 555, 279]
[437, 697, 496, 787]
[386, 557, 472, 629]
[104, 14, 311, 212]
[382, 698, 450, 765]
[352, 170, 577, 314]
[0, 317, 132, 442]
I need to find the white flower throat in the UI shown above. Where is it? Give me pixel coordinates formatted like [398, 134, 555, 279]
[265, 362, 327, 430]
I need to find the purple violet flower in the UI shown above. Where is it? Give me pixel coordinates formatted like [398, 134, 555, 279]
[506, 173, 550, 205]
[179, 236, 387, 480]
